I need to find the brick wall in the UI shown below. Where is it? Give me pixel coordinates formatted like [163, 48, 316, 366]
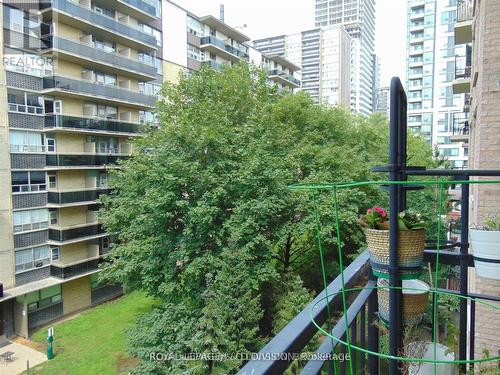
[469, 0, 500, 365]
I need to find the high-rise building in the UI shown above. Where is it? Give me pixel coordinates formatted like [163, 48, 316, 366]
[161, 1, 301, 91]
[314, 0, 376, 115]
[253, 26, 351, 107]
[375, 86, 390, 117]
[0, 0, 162, 337]
[406, 0, 468, 169]
[0, 0, 300, 338]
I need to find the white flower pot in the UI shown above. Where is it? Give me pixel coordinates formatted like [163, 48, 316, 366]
[408, 342, 456, 375]
[469, 229, 500, 280]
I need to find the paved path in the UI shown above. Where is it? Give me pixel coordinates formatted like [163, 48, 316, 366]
[0, 341, 47, 374]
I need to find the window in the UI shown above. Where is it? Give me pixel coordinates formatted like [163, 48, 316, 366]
[48, 173, 57, 189]
[138, 23, 162, 46]
[46, 136, 56, 152]
[7, 90, 44, 114]
[49, 209, 58, 225]
[187, 16, 204, 36]
[97, 172, 108, 187]
[92, 36, 116, 53]
[94, 71, 116, 86]
[138, 51, 155, 66]
[91, 136, 119, 154]
[54, 100, 62, 114]
[138, 82, 161, 96]
[139, 110, 156, 125]
[187, 44, 203, 61]
[51, 247, 60, 262]
[25, 285, 61, 312]
[13, 208, 49, 233]
[12, 171, 46, 193]
[9, 130, 44, 153]
[15, 245, 50, 272]
[91, 2, 115, 18]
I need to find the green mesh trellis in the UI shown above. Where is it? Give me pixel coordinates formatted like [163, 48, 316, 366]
[290, 179, 500, 374]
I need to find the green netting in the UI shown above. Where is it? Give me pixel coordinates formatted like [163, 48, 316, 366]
[290, 179, 500, 374]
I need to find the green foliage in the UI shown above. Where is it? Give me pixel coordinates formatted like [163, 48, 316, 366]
[98, 64, 439, 372]
[483, 214, 500, 231]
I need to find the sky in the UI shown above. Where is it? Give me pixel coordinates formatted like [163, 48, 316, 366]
[175, 0, 407, 87]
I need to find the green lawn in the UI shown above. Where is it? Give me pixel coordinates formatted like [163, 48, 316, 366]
[29, 291, 156, 375]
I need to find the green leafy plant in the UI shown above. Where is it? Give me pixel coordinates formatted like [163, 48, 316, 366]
[398, 209, 428, 230]
[483, 214, 500, 231]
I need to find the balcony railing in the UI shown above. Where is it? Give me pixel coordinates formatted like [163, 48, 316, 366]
[43, 76, 157, 107]
[39, 0, 157, 47]
[201, 60, 223, 71]
[452, 113, 470, 137]
[46, 153, 128, 167]
[48, 188, 111, 204]
[120, 0, 159, 18]
[49, 223, 104, 242]
[455, 55, 471, 79]
[50, 258, 101, 279]
[200, 36, 249, 60]
[457, 0, 473, 23]
[42, 36, 157, 78]
[44, 115, 141, 134]
[268, 69, 301, 87]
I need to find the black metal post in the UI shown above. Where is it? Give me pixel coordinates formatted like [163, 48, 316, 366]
[459, 176, 469, 374]
[367, 288, 379, 375]
[469, 299, 476, 372]
[388, 77, 406, 375]
[360, 304, 366, 373]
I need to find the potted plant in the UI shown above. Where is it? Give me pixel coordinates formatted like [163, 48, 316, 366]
[377, 278, 430, 325]
[469, 214, 500, 280]
[359, 207, 427, 279]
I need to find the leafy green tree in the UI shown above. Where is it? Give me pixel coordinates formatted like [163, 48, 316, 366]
[98, 64, 438, 372]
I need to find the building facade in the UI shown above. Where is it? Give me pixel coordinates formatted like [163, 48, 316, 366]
[375, 86, 390, 116]
[314, 0, 376, 115]
[452, 0, 500, 364]
[252, 26, 351, 107]
[0, 0, 300, 338]
[406, 0, 469, 169]
[161, 1, 300, 90]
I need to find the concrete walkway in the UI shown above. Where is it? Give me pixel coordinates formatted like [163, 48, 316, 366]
[0, 341, 47, 374]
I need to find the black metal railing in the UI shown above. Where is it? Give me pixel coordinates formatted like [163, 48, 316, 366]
[238, 78, 500, 375]
[44, 115, 141, 134]
[457, 0, 474, 23]
[48, 188, 111, 204]
[455, 55, 471, 79]
[46, 154, 128, 167]
[464, 93, 471, 112]
[49, 223, 104, 242]
[452, 113, 470, 137]
[50, 258, 101, 279]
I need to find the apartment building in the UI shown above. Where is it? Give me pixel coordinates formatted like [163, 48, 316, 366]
[0, 0, 162, 337]
[161, 0, 300, 91]
[314, 0, 376, 115]
[253, 26, 351, 107]
[452, 0, 500, 363]
[406, 0, 469, 169]
[375, 86, 390, 117]
[0, 0, 299, 339]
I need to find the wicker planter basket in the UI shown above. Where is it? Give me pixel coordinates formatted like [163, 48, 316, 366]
[365, 228, 426, 279]
[377, 278, 430, 325]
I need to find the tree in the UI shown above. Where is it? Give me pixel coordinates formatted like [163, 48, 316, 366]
[98, 64, 437, 372]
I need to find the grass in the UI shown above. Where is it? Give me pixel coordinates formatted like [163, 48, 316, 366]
[28, 291, 156, 375]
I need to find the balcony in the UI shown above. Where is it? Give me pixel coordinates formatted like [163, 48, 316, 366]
[42, 36, 157, 80]
[452, 54, 471, 94]
[463, 93, 471, 113]
[268, 69, 300, 88]
[455, 0, 473, 45]
[42, 76, 156, 108]
[201, 59, 224, 71]
[39, 0, 157, 50]
[451, 113, 470, 143]
[50, 257, 102, 279]
[48, 223, 105, 244]
[116, 0, 159, 21]
[44, 115, 141, 136]
[238, 173, 500, 375]
[47, 188, 112, 206]
[45, 153, 128, 168]
[200, 36, 249, 62]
